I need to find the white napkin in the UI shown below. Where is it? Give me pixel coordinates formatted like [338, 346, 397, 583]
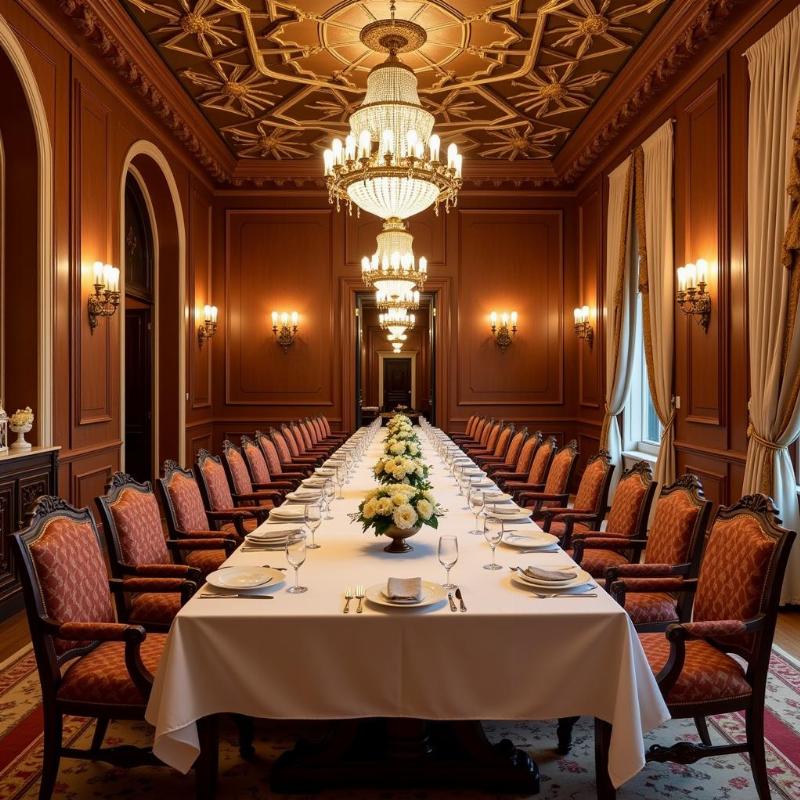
[523, 565, 576, 582]
[268, 504, 306, 520]
[248, 521, 304, 540]
[302, 476, 329, 487]
[288, 488, 322, 500]
[386, 577, 423, 602]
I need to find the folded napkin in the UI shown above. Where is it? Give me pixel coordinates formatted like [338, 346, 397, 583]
[269, 504, 306, 519]
[522, 565, 577, 582]
[248, 521, 304, 540]
[386, 577, 423, 602]
[289, 488, 323, 499]
[302, 476, 328, 487]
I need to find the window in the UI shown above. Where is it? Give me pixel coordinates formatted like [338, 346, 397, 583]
[625, 294, 662, 457]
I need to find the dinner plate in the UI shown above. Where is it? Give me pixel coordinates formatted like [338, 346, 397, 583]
[471, 478, 496, 488]
[268, 504, 307, 520]
[460, 467, 486, 477]
[365, 581, 448, 609]
[512, 568, 592, 590]
[482, 491, 514, 503]
[285, 489, 323, 502]
[501, 531, 558, 549]
[301, 477, 329, 488]
[315, 468, 337, 476]
[488, 508, 533, 523]
[206, 566, 283, 590]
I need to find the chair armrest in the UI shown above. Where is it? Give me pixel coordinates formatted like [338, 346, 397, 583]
[605, 562, 689, 583]
[168, 538, 236, 555]
[610, 577, 696, 610]
[234, 491, 281, 503]
[124, 563, 200, 581]
[111, 576, 196, 605]
[654, 616, 765, 697]
[508, 481, 545, 493]
[55, 620, 145, 643]
[571, 530, 627, 541]
[178, 528, 237, 540]
[253, 481, 294, 491]
[518, 492, 568, 511]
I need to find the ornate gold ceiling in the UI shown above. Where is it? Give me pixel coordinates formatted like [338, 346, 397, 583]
[123, 0, 671, 164]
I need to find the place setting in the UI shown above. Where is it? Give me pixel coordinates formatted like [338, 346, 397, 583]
[196, 565, 285, 600]
[509, 563, 597, 598]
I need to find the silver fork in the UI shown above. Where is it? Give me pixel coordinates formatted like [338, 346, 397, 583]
[343, 586, 354, 614]
[356, 585, 365, 614]
[530, 592, 597, 599]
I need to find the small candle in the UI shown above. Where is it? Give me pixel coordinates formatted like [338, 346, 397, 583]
[331, 138, 342, 165]
[419, 256, 427, 274]
[361, 256, 370, 273]
[696, 258, 708, 285]
[581, 305, 589, 324]
[406, 129, 418, 156]
[209, 305, 218, 323]
[490, 311, 497, 326]
[429, 134, 440, 162]
[93, 261, 104, 285]
[447, 142, 457, 169]
[676, 267, 685, 292]
[511, 311, 518, 327]
[382, 129, 394, 156]
[345, 134, 356, 161]
[291, 312, 299, 327]
[323, 149, 333, 175]
[501, 312, 509, 327]
[413, 290, 420, 305]
[414, 139, 425, 159]
[454, 152, 463, 177]
[574, 307, 580, 325]
[203, 304, 211, 322]
[281, 312, 289, 326]
[685, 262, 696, 289]
[358, 130, 371, 159]
[271, 311, 278, 327]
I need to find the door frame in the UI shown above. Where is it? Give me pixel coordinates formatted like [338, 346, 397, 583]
[378, 351, 416, 410]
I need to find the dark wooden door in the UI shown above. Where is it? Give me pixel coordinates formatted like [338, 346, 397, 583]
[125, 307, 153, 483]
[383, 358, 412, 409]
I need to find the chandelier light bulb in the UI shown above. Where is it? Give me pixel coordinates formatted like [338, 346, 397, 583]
[331, 138, 343, 165]
[429, 134, 440, 162]
[345, 135, 356, 161]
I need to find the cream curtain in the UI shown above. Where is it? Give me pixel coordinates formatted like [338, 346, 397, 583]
[743, 5, 800, 604]
[637, 121, 675, 488]
[600, 156, 638, 493]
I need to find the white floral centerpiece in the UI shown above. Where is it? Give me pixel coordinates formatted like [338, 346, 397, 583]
[385, 436, 420, 457]
[374, 454, 430, 488]
[350, 484, 442, 553]
[9, 407, 33, 451]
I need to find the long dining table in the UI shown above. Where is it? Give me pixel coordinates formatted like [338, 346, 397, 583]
[145, 423, 669, 797]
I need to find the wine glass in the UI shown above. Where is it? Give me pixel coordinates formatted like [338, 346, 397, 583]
[304, 503, 322, 549]
[335, 464, 345, 499]
[438, 535, 459, 590]
[468, 488, 485, 535]
[285, 531, 308, 593]
[323, 478, 335, 519]
[483, 515, 504, 571]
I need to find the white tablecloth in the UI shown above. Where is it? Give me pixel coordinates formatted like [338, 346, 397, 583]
[146, 426, 669, 788]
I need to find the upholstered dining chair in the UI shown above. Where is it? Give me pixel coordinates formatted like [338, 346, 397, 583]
[464, 419, 502, 458]
[286, 422, 329, 462]
[195, 450, 270, 532]
[515, 439, 579, 516]
[593, 474, 712, 630]
[602, 495, 796, 800]
[566, 461, 656, 573]
[221, 439, 286, 508]
[316, 415, 350, 443]
[95, 473, 233, 628]
[488, 430, 542, 484]
[270, 427, 318, 474]
[450, 414, 480, 444]
[241, 435, 296, 495]
[452, 416, 490, 448]
[13, 496, 196, 800]
[478, 426, 526, 470]
[537, 451, 614, 541]
[470, 423, 514, 465]
[158, 459, 254, 540]
[298, 419, 332, 455]
[256, 430, 311, 482]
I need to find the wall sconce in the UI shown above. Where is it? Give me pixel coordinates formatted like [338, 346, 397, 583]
[198, 304, 218, 345]
[490, 311, 518, 351]
[676, 259, 711, 331]
[573, 305, 594, 346]
[272, 311, 299, 353]
[88, 261, 120, 333]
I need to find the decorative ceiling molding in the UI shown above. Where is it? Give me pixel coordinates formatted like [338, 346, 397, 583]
[53, 0, 761, 188]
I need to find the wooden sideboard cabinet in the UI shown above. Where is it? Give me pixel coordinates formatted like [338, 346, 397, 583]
[0, 446, 60, 620]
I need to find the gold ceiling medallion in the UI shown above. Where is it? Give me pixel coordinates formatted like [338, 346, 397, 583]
[360, 19, 427, 54]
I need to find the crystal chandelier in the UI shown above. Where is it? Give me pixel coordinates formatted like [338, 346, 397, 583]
[322, 1, 462, 221]
[379, 307, 415, 341]
[362, 218, 426, 311]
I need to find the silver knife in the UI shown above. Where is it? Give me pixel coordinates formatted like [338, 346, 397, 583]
[447, 592, 457, 612]
[455, 587, 467, 612]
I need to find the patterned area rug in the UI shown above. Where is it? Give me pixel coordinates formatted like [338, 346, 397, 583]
[1, 645, 799, 799]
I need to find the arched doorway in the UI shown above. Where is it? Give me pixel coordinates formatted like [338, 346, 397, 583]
[0, 17, 54, 445]
[119, 142, 186, 477]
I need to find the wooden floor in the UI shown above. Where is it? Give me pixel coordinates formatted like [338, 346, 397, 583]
[2, 608, 800, 666]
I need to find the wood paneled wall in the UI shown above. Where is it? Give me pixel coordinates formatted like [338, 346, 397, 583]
[0, 0, 214, 507]
[574, 0, 796, 508]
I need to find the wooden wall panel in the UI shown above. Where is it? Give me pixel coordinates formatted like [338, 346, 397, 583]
[456, 209, 563, 406]
[189, 182, 213, 412]
[225, 209, 334, 406]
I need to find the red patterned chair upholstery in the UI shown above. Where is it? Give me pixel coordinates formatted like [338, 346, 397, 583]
[195, 450, 270, 533]
[96, 473, 234, 629]
[316, 415, 349, 443]
[158, 459, 254, 541]
[12, 496, 199, 800]
[285, 423, 328, 463]
[489, 431, 542, 485]
[241, 435, 296, 495]
[568, 461, 656, 576]
[290, 421, 334, 459]
[256, 430, 311, 481]
[479, 427, 526, 470]
[471, 423, 514, 466]
[602, 495, 796, 800]
[270, 427, 318, 474]
[597, 474, 712, 631]
[221, 440, 286, 508]
[515, 439, 579, 516]
[538, 451, 614, 545]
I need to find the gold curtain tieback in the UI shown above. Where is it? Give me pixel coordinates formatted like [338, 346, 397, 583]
[746, 423, 784, 452]
[659, 409, 676, 441]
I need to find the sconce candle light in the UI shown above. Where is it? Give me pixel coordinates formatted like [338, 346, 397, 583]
[198, 304, 218, 345]
[490, 311, 518, 351]
[88, 261, 120, 332]
[676, 259, 711, 330]
[573, 305, 594, 346]
[272, 311, 299, 353]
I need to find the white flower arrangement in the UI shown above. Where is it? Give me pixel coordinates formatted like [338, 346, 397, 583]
[10, 407, 34, 429]
[373, 454, 430, 488]
[351, 484, 442, 536]
[385, 437, 419, 457]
